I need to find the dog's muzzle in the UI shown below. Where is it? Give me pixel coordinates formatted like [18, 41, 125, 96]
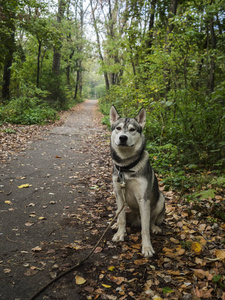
[118, 135, 128, 146]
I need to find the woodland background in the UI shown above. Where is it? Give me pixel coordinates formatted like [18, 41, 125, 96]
[0, 0, 225, 194]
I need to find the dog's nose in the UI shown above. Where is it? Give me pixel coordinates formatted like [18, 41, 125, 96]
[119, 135, 128, 143]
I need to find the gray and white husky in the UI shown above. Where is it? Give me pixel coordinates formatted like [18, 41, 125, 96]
[110, 105, 165, 257]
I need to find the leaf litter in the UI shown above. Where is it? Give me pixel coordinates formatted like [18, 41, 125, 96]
[33, 107, 224, 300]
[1, 103, 225, 299]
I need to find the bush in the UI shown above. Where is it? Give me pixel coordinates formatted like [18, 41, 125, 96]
[0, 96, 58, 125]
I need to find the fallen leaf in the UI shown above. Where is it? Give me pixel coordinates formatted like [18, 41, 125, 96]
[194, 269, 208, 279]
[191, 242, 202, 254]
[31, 246, 42, 252]
[195, 257, 205, 266]
[25, 221, 34, 227]
[18, 184, 32, 189]
[109, 275, 125, 285]
[5, 201, 12, 204]
[162, 287, 174, 294]
[29, 213, 36, 217]
[75, 275, 86, 285]
[175, 245, 185, 255]
[101, 284, 111, 288]
[108, 266, 115, 272]
[94, 247, 102, 253]
[215, 249, 225, 261]
[24, 268, 38, 276]
[4, 268, 11, 273]
[170, 237, 179, 244]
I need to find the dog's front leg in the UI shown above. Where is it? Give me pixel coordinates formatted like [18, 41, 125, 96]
[112, 192, 126, 242]
[139, 199, 155, 257]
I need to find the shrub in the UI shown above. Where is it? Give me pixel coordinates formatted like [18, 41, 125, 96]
[0, 96, 58, 125]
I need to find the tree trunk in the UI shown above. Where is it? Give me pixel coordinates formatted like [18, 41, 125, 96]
[37, 39, 42, 88]
[90, 0, 109, 91]
[52, 0, 66, 75]
[164, 0, 178, 96]
[2, 32, 15, 102]
[146, 0, 156, 52]
[209, 17, 216, 93]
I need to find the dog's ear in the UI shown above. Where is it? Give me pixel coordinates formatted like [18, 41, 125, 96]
[135, 108, 146, 129]
[110, 105, 120, 125]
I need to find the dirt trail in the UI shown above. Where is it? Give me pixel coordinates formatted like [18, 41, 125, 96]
[0, 100, 106, 300]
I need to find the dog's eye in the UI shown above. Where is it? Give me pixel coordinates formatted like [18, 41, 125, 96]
[116, 126, 121, 130]
[129, 128, 135, 132]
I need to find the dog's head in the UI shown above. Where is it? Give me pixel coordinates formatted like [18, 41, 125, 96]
[110, 105, 146, 148]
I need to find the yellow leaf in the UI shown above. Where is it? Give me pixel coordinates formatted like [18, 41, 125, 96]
[215, 250, 225, 261]
[5, 201, 12, 204]
[38, 217, 46, 220]
[191, 242, 202, 254]
[75, 275, 86, 285]
[101, 284, 111, 288]
[18, 184, 32, 189]
[108, 266, 115, 272]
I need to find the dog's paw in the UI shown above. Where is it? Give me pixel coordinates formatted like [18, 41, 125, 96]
[111, 222, 118, 230]
[151, 224, 162, 234]
[112, 232, 125, 242]
[142, 244, 155, 258]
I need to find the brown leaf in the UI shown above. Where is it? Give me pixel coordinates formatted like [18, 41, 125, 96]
[94, 247, 102, 253]
[109, 275, 125, 285]
[24, 268, 38, 276]
[215, 249, 225, 261]
[194, 269, 208, 279]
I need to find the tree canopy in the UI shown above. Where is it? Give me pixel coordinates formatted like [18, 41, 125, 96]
[0, 0, 225, 173]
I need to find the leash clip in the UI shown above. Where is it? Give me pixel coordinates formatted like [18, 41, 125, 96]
[117, 170, 124, 183]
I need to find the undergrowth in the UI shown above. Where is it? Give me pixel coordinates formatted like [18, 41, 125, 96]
[99, 100, 225, 202]
[0, 96, 58, 125]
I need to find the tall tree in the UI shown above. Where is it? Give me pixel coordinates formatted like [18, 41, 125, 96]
[52, 0, 67, 75]
[90, 0, 109, 91]
[1, 0, 17, 101]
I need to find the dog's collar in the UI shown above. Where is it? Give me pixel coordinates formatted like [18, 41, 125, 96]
[115, 159, 138, 183]
[114, 155, 141, 173]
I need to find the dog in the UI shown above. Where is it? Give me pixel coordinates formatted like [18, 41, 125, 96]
[110, 105, 165, 257]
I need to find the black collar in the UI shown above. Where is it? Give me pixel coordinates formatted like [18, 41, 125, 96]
[114, 155, 142, 173]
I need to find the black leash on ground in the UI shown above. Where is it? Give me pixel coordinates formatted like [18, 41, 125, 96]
[29, 181, 126, 300]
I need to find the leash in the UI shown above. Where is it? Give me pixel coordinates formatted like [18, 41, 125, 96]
[29, 179, 127, 300]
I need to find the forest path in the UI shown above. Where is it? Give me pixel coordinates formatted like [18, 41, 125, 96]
[0, 100, 108, 300]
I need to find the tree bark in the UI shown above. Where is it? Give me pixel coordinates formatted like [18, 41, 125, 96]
[37, 39, 42, 88]
[90, 0, 109, 91]
[209, 17, 216, 93]
[2, 31, 15, 102]
[164, 0, 178, 95]
[52, 0, 66, 75]
[146, 0, 156, 52]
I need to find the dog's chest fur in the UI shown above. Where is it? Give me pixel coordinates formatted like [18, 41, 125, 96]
[113, 151, 155, 211]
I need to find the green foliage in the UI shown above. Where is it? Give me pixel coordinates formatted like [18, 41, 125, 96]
[98, 0, 225, 195]
[0, 96, 57, 125]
